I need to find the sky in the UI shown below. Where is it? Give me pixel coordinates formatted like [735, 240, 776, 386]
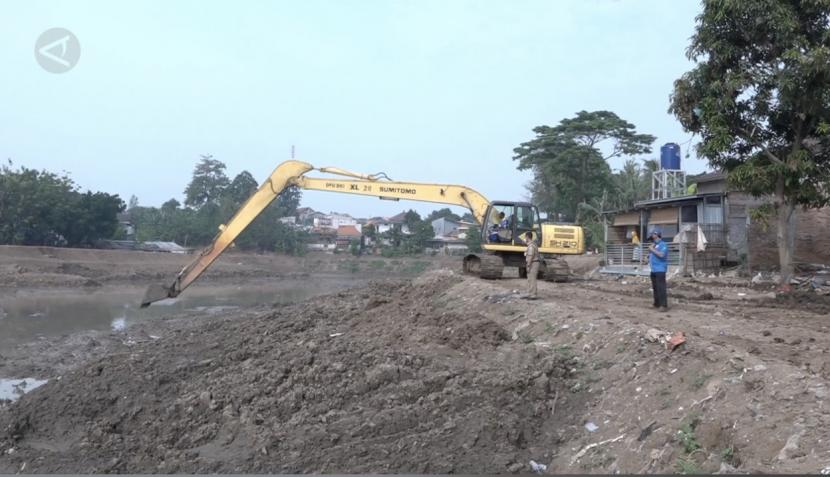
[1, 0, 706, 219]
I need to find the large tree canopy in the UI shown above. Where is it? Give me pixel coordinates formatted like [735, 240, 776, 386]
[669, 0, 830, 284]
[0, 163, 124, 247]
[184, 155, 230, 209]
[513, 110, 655, 221]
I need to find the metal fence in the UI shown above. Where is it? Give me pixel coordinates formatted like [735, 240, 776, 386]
[698, 223, 726, 245]
[603, 242, 682, 275]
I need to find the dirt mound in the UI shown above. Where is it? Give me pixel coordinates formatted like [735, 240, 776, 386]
[0, 273, 578, 473]
[760, 290, 830, 314]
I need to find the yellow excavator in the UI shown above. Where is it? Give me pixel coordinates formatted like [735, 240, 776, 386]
[141, 160, 584, 307]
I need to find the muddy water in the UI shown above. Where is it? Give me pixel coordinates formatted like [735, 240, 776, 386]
[0, 277, 369, 350]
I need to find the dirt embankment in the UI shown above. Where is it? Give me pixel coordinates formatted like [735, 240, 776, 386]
[0, 245, 456, 290]
[1, 247, 829, 474]
[0, 272, 580, 473]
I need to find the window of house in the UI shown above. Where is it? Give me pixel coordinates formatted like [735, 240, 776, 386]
[681, 205, 698, 223]
[705, 196, 722, 205]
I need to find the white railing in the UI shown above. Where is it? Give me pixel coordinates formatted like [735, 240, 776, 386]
[604, 242, 682, 273]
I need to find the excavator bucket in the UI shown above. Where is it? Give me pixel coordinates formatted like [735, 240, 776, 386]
[140, 284, 173, 308]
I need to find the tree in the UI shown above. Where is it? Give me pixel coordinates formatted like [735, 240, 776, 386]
[669, 0, 830, 285]
[465, 225, 483, 253]
[0, 164, 124, 247]
[184, 155, 230, 209]
[513, 111, 656, 220]
[402, 220, 435, 254]
[403, 209, 422, 231]
[62, 191, 125, 246]
[275, 185, 302, 217]
[271, 221, 308, 255]
[576, 190, 612, 251]
[613, 158, 652, 210]
[426, 207, 462, 223]
[224, 171, 258, 207]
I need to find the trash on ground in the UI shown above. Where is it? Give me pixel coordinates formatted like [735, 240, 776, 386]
[585, 421, 599, 432]
[666, 331, 686, 351]
[529, 460, 547, 474]
[570, 434, 626, 465]
[645, 328, 669, 343]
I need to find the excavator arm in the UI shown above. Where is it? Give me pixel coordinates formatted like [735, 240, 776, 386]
[141, 160, 491, 307]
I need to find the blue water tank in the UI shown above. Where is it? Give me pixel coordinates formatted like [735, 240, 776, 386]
[660, 143, 681, 170]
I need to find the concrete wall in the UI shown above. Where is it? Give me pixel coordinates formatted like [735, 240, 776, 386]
[747, 206, 830, 269]
[724, 192, 766, 262]
[697, 180, 725, 195]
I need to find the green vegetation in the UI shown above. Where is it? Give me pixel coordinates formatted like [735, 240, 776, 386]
[518, 332, 535, 344]
[721, 446, 734, 463]
[0, 162, 125, 247]
[129, 155, 307, 253]
[670, 0, 830, 285]
[512, 111, 655, 249]
[689, 373, 712, 391]
[675, 457, 702, 475]
[674, 412, 704, 474]
[375, 209, 437, 256]
[403, 260, 430, 274]
[465, 225, 482, 253]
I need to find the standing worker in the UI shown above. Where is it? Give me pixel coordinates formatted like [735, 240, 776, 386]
[648, 228, 669, 311]
[524, 231, 540, 299]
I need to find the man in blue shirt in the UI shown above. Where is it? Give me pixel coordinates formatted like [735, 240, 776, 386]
[648, 228, 669, 311]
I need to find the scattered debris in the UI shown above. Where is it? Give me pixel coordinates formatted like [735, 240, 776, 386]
[719, 462, 739, 474]
[637, 421, 659, 442]
[644, 329, 685, 351]
[645, 328, 668, 343]
[777, 430, 805, 461]
[789, 270, 830, 294]
[484, 293, 519, 304]
[570, 434, 626, 465]
[329, 333, 345, 338]
[666, 332, 686, 351]
[584, 422, 599, 432]
[529, 460, 547, 474]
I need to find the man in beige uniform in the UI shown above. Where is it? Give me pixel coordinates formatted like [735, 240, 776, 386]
[524, 231, 541, 298]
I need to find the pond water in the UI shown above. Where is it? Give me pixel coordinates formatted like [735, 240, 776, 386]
[0, 278, 366, 350]
[0, 378, 48, 402]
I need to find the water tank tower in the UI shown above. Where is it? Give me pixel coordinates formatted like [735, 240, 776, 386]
[652, 142, 687, 199]
[660, 143, 681, 170]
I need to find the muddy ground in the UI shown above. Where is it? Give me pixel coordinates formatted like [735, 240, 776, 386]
[1, 245, 829, 473]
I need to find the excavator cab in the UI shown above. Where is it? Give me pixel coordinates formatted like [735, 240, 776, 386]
[482, 202, 541, 246]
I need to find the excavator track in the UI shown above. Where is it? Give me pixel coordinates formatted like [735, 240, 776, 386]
[542, 257, 571, 282]
[463, 254, 504, 279]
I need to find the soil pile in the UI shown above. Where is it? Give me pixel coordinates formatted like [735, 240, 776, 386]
[0, 271, 578, 473]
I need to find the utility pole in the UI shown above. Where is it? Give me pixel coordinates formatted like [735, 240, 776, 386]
[291, 145, 295, 159]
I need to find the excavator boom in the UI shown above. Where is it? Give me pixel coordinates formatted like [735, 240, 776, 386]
[141, 160, 492, 307]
